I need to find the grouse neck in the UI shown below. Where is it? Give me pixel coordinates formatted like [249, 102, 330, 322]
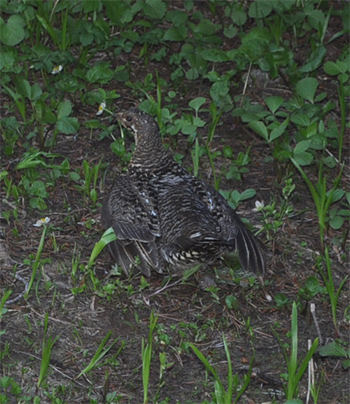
[130, 126, 169, 168]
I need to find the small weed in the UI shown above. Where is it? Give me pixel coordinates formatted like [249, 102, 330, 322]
[318, 340, 350, 370]
[77, 331, 121, 379]
[38, 312, 60, 389]
[291, 158, 344, 251]
[189, 335, 254, 404]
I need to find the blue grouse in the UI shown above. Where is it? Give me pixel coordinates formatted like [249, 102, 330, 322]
[102, 108, 265, 277]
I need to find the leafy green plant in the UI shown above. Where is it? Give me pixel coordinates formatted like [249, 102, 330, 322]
[318, 340, 350, 370]
[38, 312, 60, 388]
[80, 158, 103, 207]
[291, 158, 344, 250]
[77, 331, 120, 378]
[255, 178, 295, 241]
[189, 335, 254, 404]
[0, 376, 31, 403]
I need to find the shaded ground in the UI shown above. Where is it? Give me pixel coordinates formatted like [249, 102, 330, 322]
[1, 2, 349, 404]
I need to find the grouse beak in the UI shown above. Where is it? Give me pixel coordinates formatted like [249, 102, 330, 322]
[116, 112, 126, 128]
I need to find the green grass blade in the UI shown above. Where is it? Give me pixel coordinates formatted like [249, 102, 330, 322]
[223, 335, 233, 402]
[77, 331, 118, 378]
[188, 343, 224, 391]
[294, 338, 319, 387]
[87, 227, 117, 269]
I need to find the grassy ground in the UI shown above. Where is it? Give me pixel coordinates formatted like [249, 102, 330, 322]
[1, 1, 349, 403]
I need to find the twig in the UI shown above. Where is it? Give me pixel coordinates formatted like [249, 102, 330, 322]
[310, 303, 323, 345]
[306, 339, 315, 404]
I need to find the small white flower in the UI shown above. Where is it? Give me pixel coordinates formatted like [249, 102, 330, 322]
[252, 200, 264, 212]
[34, 217, 51, 227]
[51, 65, 63, 75]
[96, 102, 106, 116]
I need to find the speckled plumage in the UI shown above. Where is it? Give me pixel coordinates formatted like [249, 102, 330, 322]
[102, 108, 265, 277]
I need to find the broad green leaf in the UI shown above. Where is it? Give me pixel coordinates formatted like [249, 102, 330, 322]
[143, 0, 166, 19]
[30, 83, 42, 101]
[57, 100, 72, 120]
[239, 188, 256, 200]
[327, 188, 345, 204]
[163, 26, 187, 41]
[166, 10, 188, 26]
[248, 121, 268, 141]
[291, 113, 310, 127]
[14, 77, 31, 99]
[318, 341, 348, 358]
[307, 9, 325, 30]
[299, 46, 326, 73]
[231, 10, 246, 26]
[56, 117, 80, 134]
[296, 78, 319, 103]
[265, 96, 284, 114]
[248, 1, 272, 18]
[0, 50, 15, 70]
[270, 117, 289, 141]
[324, 61, 349, 75]
[293, 151, 313, 166]
[0, 15, 25, 46]
[294, 140, 312, 154]
[329, 216, 344, 230]
[189, 97, 206, 113]
[210, 80, 230, 99]
[86, 65, 114, 84]
[200, 48, 228, 62]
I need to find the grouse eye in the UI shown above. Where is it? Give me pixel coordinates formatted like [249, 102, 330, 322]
[126, 116, 132, 122]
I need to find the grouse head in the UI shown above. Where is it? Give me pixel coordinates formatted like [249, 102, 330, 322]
[117, 109, 158, 138]
[117, 108, 166, 165]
